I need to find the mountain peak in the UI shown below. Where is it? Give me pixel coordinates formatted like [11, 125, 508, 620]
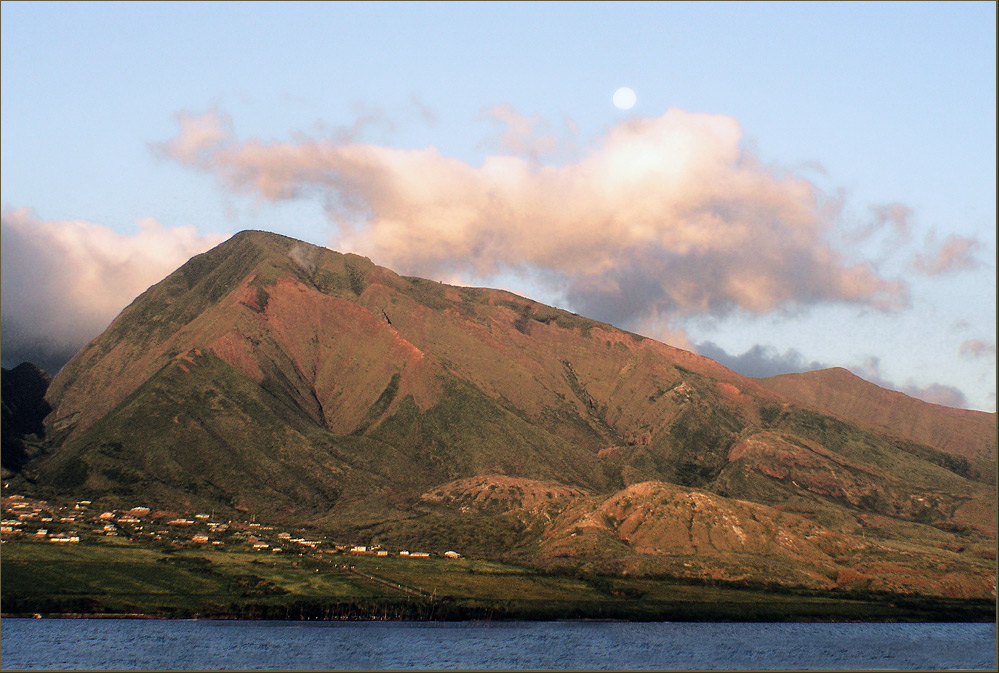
[18, 229, 995, 601]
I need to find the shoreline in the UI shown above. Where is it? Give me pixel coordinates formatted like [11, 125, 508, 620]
[4, 608, 995, 624]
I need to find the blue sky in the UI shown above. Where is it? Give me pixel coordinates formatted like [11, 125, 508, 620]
[2, 1, 995, 411]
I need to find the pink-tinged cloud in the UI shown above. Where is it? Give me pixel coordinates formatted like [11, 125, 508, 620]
[0, 208, 229, 374]
[849, 203, 914, 248]
[479, 104, 568, 162]
[912, 234, 984, 275]
[155, 107, 908, 328]
[959, 339, 996, 359]
[153, 109, 234, 166]
[871, 203, 913, 238]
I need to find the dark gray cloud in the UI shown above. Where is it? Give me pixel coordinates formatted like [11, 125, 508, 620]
[697, 343, 973, 409]
[896, 382, 969, 409]
[1, 318, 82, 377]
[694, 341, 827, 379]
[854, 356, 971, 409]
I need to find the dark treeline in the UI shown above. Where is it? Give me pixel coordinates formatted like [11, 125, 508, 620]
[4, 593, 994, 623]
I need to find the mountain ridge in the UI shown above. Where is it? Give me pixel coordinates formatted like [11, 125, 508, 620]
[11, 229, 994, 599]
[759, 367, 995, 462]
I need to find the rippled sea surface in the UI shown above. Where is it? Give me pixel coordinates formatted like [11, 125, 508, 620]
[1, 619, 995, 670]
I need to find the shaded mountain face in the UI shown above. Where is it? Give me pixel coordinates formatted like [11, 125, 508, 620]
[2, 363, 52, 474]
[22, 230, 997, 598]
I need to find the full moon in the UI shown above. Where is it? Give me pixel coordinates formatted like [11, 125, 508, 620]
[613, 86, 637, 110]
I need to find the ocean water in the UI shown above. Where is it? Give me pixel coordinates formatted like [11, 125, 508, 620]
[0, 619, 994, 670]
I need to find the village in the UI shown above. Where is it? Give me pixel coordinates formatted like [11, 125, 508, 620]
[0, 490, 461, 560]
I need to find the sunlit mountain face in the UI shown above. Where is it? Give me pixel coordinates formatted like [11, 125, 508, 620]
[7, 230, 994, 600]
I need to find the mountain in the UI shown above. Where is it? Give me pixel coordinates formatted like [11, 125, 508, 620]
[2, 362, 52, 474]
[18, 230, 997, 599]
[759, 367, 996, 463]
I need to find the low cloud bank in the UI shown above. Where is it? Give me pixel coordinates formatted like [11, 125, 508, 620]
[0, 208, 228, 374]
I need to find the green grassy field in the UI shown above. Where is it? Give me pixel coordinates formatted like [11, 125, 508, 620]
[1, 538, 993, 622]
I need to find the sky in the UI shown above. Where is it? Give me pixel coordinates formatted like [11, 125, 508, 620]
[1, 1, 996, 412]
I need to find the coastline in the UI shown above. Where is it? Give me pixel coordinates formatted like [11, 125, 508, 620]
[4, 592, 995, 624]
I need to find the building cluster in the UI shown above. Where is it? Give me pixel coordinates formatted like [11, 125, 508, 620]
[2, 496, 166, 544]
[1, 491, 462, 560]
[343, 545, 453, 558]
[1, 495, 74, 542]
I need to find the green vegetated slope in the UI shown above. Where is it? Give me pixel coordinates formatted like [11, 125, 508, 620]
[16, 230, 997, 601]
[1, 540, 406, 619]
